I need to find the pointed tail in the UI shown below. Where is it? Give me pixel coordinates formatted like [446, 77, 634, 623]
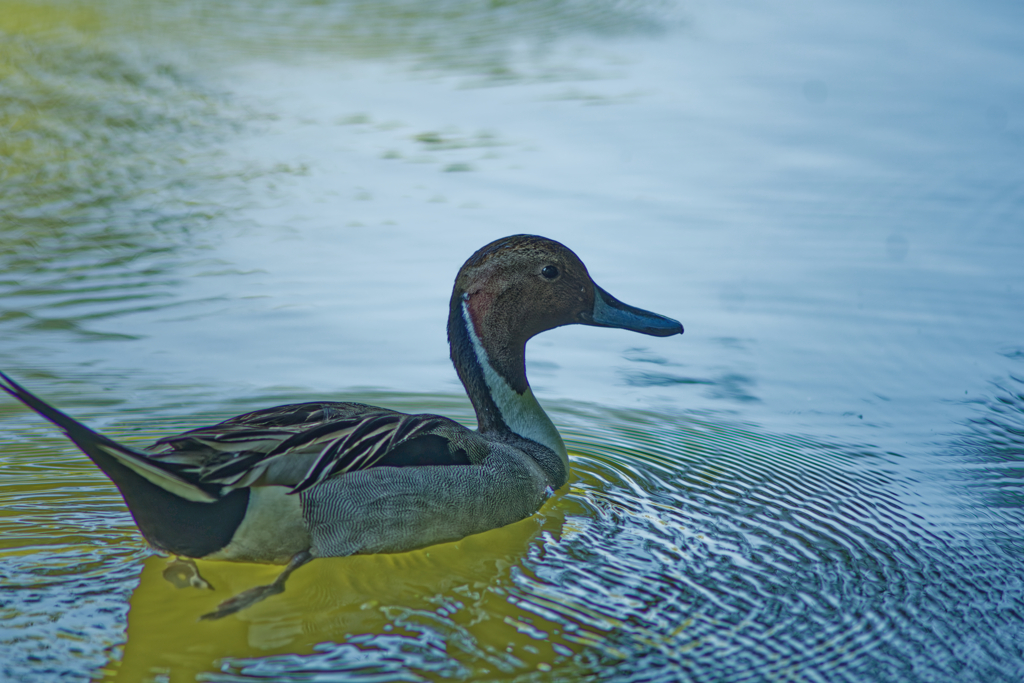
[0, 371, 215, 503]
[0, 371, 251, 558]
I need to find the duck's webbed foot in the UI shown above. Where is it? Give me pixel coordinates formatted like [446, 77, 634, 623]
[200, 582, 285, 620]
[163, 558, 214, 590]
[200, 551, 313, 621]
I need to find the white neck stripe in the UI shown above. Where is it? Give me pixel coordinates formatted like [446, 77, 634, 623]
[460, 301, 568, 468]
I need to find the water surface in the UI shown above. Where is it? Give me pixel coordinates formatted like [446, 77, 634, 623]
[2, 0, 1024, 680]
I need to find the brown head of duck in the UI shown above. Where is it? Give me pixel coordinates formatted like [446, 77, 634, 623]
[447, 234, 683, 462]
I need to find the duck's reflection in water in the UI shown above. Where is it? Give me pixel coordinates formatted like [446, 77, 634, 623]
[117, 502, 569, 681]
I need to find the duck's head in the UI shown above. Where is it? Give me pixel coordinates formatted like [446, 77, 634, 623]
[447, 235, 683, 476]
[448, 234, 683, 395]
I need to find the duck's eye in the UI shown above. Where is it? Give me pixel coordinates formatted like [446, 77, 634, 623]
[541, 265, 559, 280]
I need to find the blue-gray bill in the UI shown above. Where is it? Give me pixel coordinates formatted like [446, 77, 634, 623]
[582, 285, 683, 337]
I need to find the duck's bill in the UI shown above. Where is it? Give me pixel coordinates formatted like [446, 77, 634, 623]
[580, 284, 683, 337]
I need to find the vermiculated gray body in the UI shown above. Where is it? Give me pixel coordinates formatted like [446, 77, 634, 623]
[302, 441, 553, 557]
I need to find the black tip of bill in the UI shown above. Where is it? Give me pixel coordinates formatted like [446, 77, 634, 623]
[582, 285, 684, 337]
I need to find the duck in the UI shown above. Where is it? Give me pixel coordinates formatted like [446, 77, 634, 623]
[0, 234, 682, 619]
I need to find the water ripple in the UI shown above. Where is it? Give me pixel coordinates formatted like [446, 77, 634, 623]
[104, 397, 1015, 682]
[1, 394, 1022, 682]
[0, 19, 241, 348]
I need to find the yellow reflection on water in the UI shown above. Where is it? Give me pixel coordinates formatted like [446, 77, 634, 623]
[109, 497, 590, 681]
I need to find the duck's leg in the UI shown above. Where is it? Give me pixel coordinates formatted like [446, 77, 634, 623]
[200, 551, 313, 621]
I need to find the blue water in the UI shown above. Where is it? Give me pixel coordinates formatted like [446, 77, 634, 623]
[1, 0, 1024, 680]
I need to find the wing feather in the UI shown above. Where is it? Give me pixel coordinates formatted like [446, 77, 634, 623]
[145, 403, 476, 494]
